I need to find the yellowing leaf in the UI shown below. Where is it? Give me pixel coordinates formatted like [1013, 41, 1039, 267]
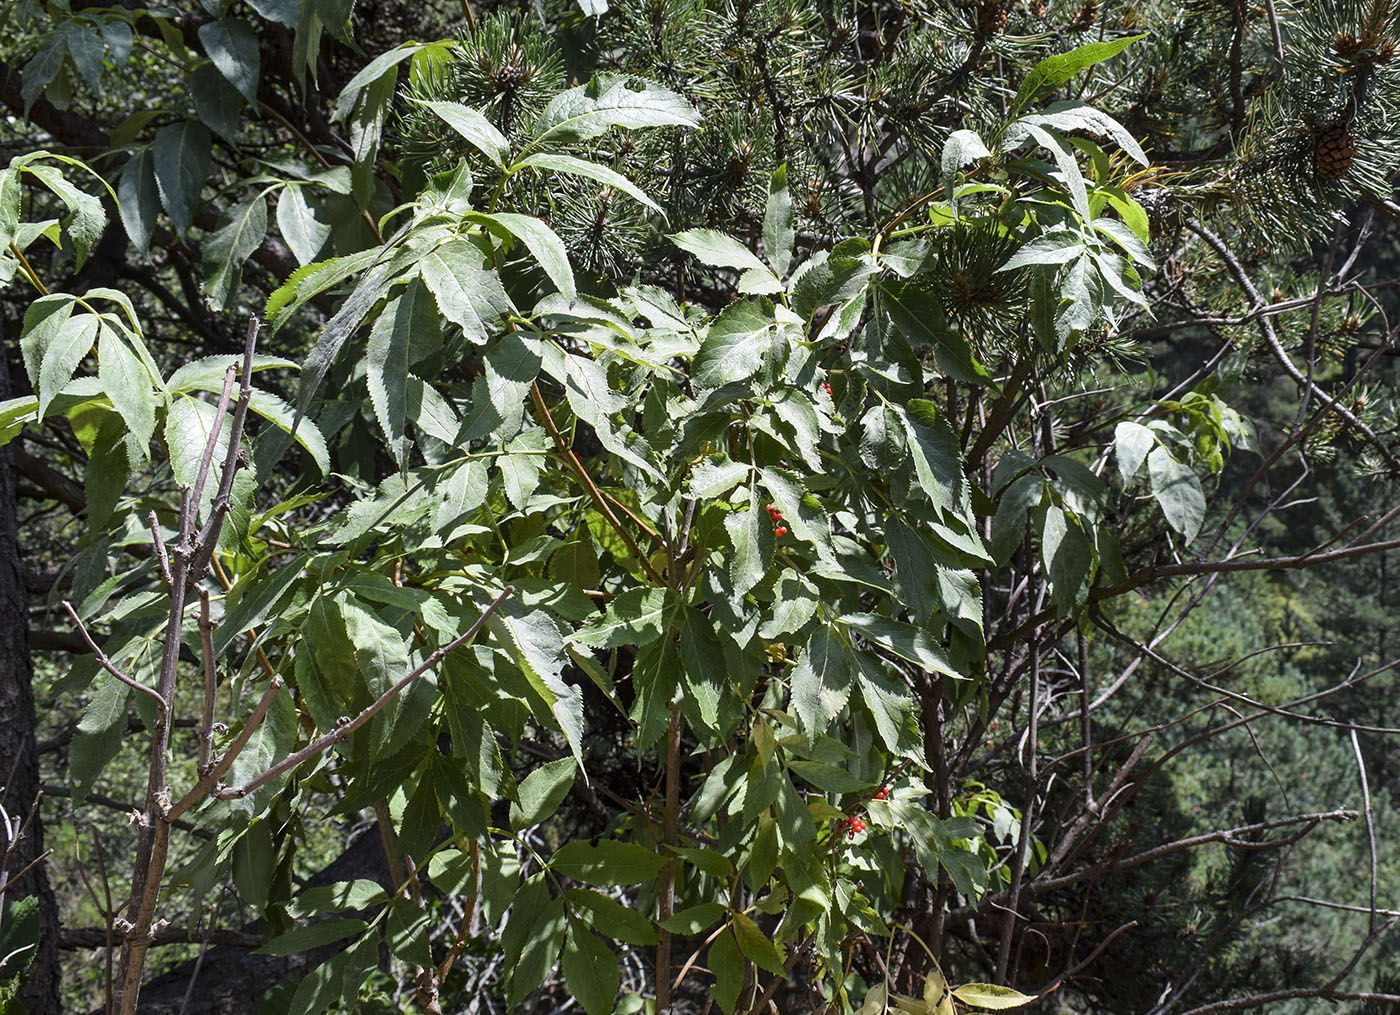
[860, 982, 888, 1015]
[951, 983, 1036, 1010]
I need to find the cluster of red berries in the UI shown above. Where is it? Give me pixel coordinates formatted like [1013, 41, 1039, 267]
[765, 503, 788, 538]
[837, 788, 889, 840]
[822, 381, 833, 397]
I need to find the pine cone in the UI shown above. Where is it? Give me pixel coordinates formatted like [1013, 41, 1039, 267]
[977, 0, 1009, 34]
[1333, 31, 1363, 58]
[1072, 0, 1098, 30]
[1030, 0, 1047, 16]
[1314, 124, 1357, 181]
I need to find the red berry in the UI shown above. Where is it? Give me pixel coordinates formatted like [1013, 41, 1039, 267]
[766, 503, 775, 513]
[775, 526, 788, 537]
[874, 788, 887, 799]
[823, 382, 833, 396]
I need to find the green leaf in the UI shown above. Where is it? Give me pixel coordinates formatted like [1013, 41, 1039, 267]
[573, 587, 672, 649]
[1005, 121, 1090, 221]
[725, 501, 774, 597]
[1024, 102, 1149, 167]
[254, 912, 366, 952]
[669, 846, 733, 879]
[565, 889, 657, 945]
[787, 760, 874, 794]
[693, 299, 775, 388]
[1114, 420, 1155, 481]
[951, 983, 1037, 1010]
[562, 924, 620, 1015]
[232, 820, 274, 910]
[337, 44, 429, 120]
[367, 278, 441, 467]
[1041, 504, 1094, 619]
[515, 152, 661, 215]
[687, 455, 748, 499]
[244, 389, 330, 476]
[287, 931, 378, 1015]
[472, 211, 576, 301]
[552, 840, 669, 887]
[660, 902, 728, 934]
[881, 282, 989, 385]
[152, 120, 212, 235]
[248, 0, 299, 25]
[498, 426, 551, 508]
[0, 395, 37, 446]
[855, 658, 916, 754]
[287, 879, 387, 918]
[64, 24, 105, 90]
[202, 194, 268, 310]
[24, 163, 106, 271]
[859, 403, 907, 476]
[419, 242, 513, 345]
[0, 896, 39, 983]
[20, 296, 86, 419]
[1147, 445, 1205, 541]
[1011, 34, 1146, 113]
[198, 18, 261, 104]
[339, 594, 410, 704]
[670, 228, 774, 277]
[758, 570, 818, 639]
[732, 911, 786, 975]
[277, 185, 331, 266]
[678, 605, 725, 731]
[710, 929, 744, 1015]
[942, 129, 991, 216]
[418, 100, 509, 166]
[387, 899, 432, 969]
[898, 399, 962, 514]
[511, 756, 577, 829]
[72, 671, 129, 799]
[292, 252, 408, 428]
[762, 163, 795, 277]
[502, 878, 567, 1008]
[190, 61, 245, 144]
[532, 74, 699, 146]
[165, 395, 227, 517]
[19, 36, 64, 115]
[117, 148, 159, 254]
[97, 322, 157, 455]
[0, 167, 19, 253]
[791, 626, 854, 741]
[840, 614, 963, 681]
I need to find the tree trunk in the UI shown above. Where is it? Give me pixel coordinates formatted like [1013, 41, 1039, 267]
[0, 329, 61, 1011]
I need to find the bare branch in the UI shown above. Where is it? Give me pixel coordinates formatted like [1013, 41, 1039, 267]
[60, 601, 168, 723]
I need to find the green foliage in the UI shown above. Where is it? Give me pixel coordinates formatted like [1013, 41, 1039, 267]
[4, 1, 1400, 1013]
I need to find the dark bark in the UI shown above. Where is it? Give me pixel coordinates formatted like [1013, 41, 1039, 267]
[1, 323, 61, 1013]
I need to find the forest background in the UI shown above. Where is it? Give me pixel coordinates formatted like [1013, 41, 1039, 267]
[2, 1, 1400, 1014]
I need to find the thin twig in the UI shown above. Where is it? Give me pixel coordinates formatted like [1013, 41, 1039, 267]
[1350, 729, 1379, 935]
[530, 381, 666, 584]
[61, 601, 169, 723]
[216, 586, 516, 801]
[197, 589, 216, 776]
